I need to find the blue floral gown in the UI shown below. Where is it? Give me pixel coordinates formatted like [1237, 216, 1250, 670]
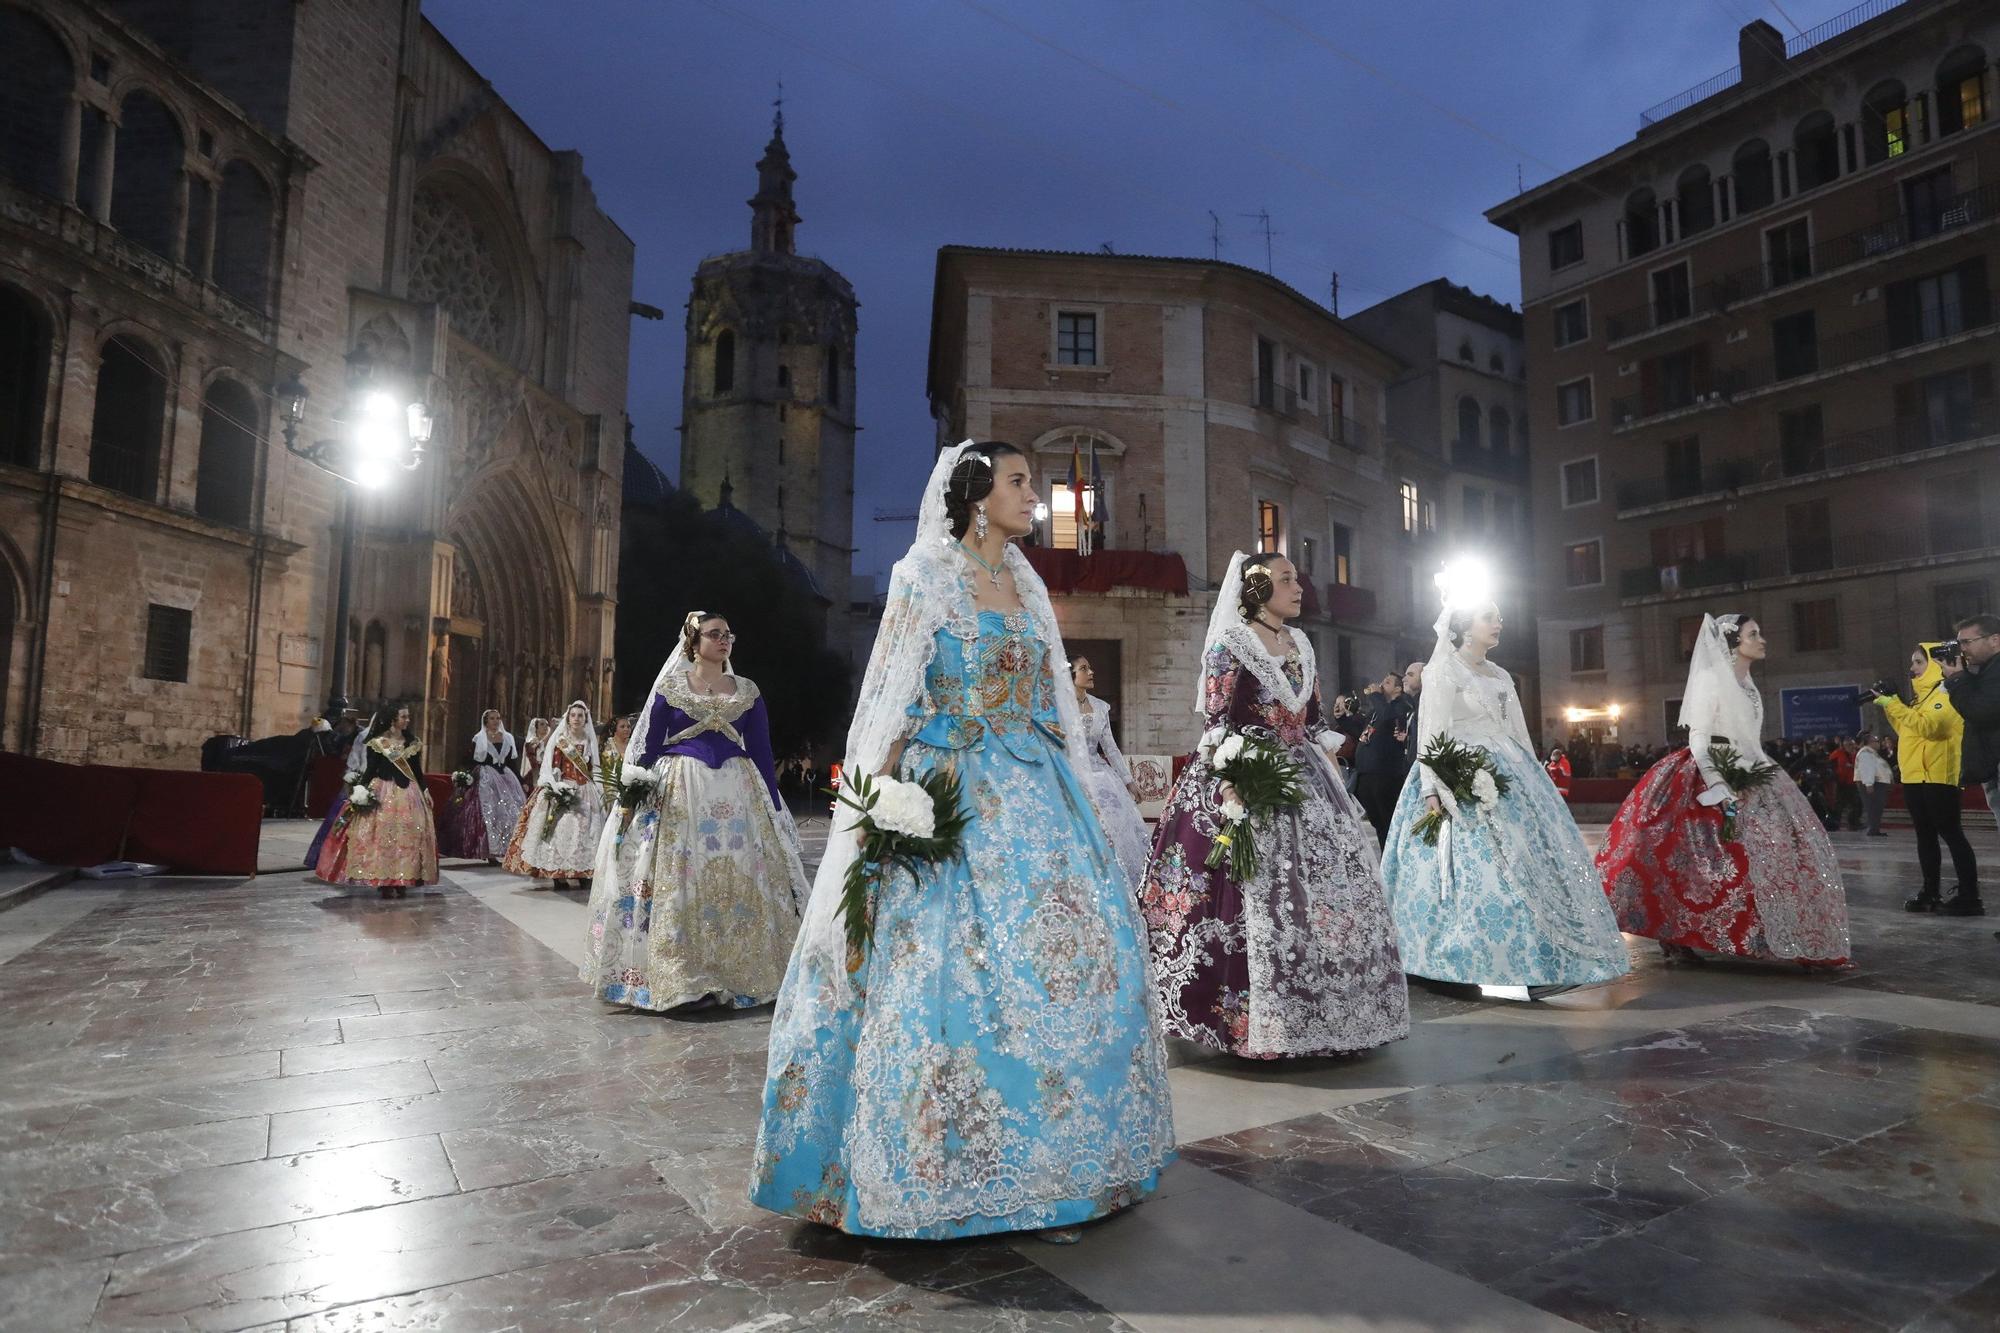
[751, 610, 1176, 1238]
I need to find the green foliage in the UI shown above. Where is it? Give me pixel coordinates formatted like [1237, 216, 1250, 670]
[832, 769, 971, 961]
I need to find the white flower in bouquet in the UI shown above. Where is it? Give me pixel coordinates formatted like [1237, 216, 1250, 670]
[347, 783, 375, 808]
[1218, 795, 1248, 824]
[867, 776, 937, 840]
[1197, 726, 1227, 759]
[1213, 734, 1247, 768]
[1472, 769, 1500, 805]
[620, 763, 654, 788]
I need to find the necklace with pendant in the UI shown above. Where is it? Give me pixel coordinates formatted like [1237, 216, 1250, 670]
[959, 541, 1004, 587]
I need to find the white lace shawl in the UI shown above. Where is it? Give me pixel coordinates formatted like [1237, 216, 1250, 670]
[1412, 602, 1536, 807]
[791, 441, 1103, 982]
[1680, 612, 1767, 786]
[1085, 694, 1131, 783]
[472, 726, 516, 767]
[540, 702, 597, 791]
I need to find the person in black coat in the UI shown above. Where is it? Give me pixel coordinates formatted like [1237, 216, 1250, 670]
[1941, 615, 2000, 900]
[1354, 671, 1414, 845]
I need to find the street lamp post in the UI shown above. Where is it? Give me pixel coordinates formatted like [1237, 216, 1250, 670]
[274, 354, 434, 721]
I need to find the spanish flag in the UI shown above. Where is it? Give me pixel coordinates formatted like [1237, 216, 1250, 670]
[1068, 438, 1086, 554]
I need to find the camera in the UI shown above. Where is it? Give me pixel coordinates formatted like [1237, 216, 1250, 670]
[1864, 678, 1902, 703]
[1929, 641, 1961, 665]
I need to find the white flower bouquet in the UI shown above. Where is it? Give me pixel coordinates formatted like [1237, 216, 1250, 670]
[831, 769, 969, 962]
[1202, 727, 1305, 882]
[1409, 736, 1511, 846]
[1706, 742, 1778, 841]
[538, 780, 581, 841]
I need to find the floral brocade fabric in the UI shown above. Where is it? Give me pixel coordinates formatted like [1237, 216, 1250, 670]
[503, 742, 606, 878]
[1597, 748, 1850, 964]
[1140, 642, 1408, 1058]
[750, 611, 1174, 1238]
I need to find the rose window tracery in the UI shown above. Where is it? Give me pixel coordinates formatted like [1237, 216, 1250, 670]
[409, 183, 517, 361]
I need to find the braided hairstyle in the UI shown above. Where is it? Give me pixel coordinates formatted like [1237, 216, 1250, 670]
[944, 441, 1025, 539]
[1237, 551, 1283, 620]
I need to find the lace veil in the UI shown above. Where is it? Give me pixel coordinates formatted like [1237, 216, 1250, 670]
[472, 722, 515, 767]
[791, 440, 1101, 980]
[539, 701, 597, 790]
[624, 625, 736, 776]
[1679, 613, 1760, 746]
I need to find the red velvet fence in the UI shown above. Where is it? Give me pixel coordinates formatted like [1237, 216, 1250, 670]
[0, 751, 263, 876]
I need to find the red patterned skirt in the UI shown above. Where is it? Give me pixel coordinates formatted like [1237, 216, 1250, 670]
[1596, 749, 1849, 965]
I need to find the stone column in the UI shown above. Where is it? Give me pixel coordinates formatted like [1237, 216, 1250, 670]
[170, 163, 190, 267]
[58, 97, 82, 206]
[194, 177, 218, 284]
[90, 112, 116, 224]
[1715, 175, 1730, 224]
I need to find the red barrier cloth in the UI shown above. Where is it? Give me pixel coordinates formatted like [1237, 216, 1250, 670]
[305, 754, 347, 819]
[124, 770, 263, 876]
[1567, 778, 1638, 805]
[423, 773, 453, 816]
[0, 753, 128, 865]
[1022, 548, 1189, 596]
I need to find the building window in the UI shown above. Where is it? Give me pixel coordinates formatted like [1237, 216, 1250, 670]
[1256, 499, 1284, 553]
[1657, 347, 1702, 412]
[1676, 614, 1704, 662]
[1299, 536, 1317, 579]
[1765, 217, 1811, 289]
[1332, 522, 1353, 584]
[1490, 406, 1511, 456]
[1561, 456, 1599, 507]
[1677, 165, 1715, 237]
[1664, 435, 1703, 499]
[1938, 46, 1988, 136]
[1548, 220, 1584, 271]
[1421, 497, 1436, 534]
[1488, 351, 1505, 373]
[1255, 336, 1278, 407]
[1564, 539, 1604, 589]
[824, 344, 841, 405]
[143, 604, 192, 682]
[1935, 578, 1987, 631]
[1903, 165, 1956, 241]
[1927, 471, 1983, 553]
[712, 330, 735, 394]
[1888, 258, 1988, 349]
[194, 379, 258, 527]
[1792, 598, 1840, 652]
[1553, 299, 1588, 348]
[1794, 111, 1839, 191]
[1056, 310, 1098, 366]
[1492, 492, 1517, 540]
[1624, 189, 1659, 258]
[1297, 361, 1315, 407]
[1772, 310, 1818, 380]
[1651, 262, 1692, 326]
[777, 364, 791, 391]
[89, 336, 167, 501]
[1336, 634, 1355, 693]
[1556, 377, 1593, 427]
[1457, 396, 1482, 451]
[1862, 80, 1911, 165]
[1457, 338, 1475, 364]
[1894, 363, 1996, 450]
[1399, 480, 1419, 533]
[1785, 498, 1834, 573]
[1046, 477, 1110, 551]
[1463, 486, 1487, 531]
[1734, 138, 1774, 212]
[1569, 626, 1605, 673]
[1779, 404, 1825, 476]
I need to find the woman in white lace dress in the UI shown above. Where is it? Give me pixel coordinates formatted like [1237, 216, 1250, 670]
[1071, 655, 1151, 891]
[1138, 551, 1409, 1059]
[503, 701, 606, 889]
[583, 612, 809, 1011]
[1380, 593, 1628, 995]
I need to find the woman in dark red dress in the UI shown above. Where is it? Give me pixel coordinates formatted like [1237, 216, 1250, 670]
[1597, 613, 1850, 967]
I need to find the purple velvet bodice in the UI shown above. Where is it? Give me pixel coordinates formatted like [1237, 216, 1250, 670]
[636, 691, 782, 809]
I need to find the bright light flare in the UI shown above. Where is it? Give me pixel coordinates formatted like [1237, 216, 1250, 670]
[362, 390, 398, 420]
[1033, 502, 1050, 522]
[1433, 556, 1494, 612]
[353, 458, 391, 489]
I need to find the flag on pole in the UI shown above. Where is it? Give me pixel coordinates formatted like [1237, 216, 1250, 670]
[1087, 440, 1104, 557]
[1068, 437, 1087, 554]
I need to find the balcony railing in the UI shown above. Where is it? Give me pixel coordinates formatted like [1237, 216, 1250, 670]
[1614, 459, 1756, 510]
[1335, 415, 1371, 451]
[1638, 0, 1909, 126]
[1599, 179, 2000, 345]
[1620, 522, 1992, 599]
[86, 440, 158, 500]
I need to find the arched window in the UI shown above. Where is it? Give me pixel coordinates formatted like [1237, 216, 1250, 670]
[214, 162, 273, 311]
[1457, 396, 1482, 451]
[110, 92, 186, 262]
[1860, 81, 1909, 166]
[1490, 405, 1512, 456]
[1733, 139, 1773, 213]
[1625, 188, 1659, 257]
[712, 329, 735, 394]
[0, 9, 72, 201]
[195, 379, 258, 526]
[1677, 164, 1715, 237]
[1794, 111, 1839, 190]
[408, 180, 522, 364]
[89, 336, 166, 500]
[1936, 46, 1988, 137]
[824, 343, 841, 406]
[0, 286, 52, 469]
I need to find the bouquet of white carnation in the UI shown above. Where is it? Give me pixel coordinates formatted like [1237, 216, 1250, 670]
[831, 770, 969, 963]
[330, 780, 376, 836]
[1409, 736, 1511, 846]
[538, 781, 581, 842]
[1200, 726, 1305, 882]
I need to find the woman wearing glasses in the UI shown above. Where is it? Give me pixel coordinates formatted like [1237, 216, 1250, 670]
[582, 612, 809, 1011]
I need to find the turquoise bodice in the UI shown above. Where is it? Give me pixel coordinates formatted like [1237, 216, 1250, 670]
[907, 610, 1065, 762]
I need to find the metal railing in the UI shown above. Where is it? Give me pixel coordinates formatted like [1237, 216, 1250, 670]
[87, 440, 157, 499]
[1621, 520, 1991, 599]
[1639, 0, 1908, 126]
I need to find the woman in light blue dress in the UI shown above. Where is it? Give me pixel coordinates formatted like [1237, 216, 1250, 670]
[751, 441, 1175, 1241]
[1380, 595, 1628, 994]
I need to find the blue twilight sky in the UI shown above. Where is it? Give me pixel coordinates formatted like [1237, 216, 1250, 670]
[424, 0, 1864, 582]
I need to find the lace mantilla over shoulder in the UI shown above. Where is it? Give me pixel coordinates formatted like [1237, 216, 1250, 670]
[1214, 623, 1316, 714]
[661, 672, 761, 724]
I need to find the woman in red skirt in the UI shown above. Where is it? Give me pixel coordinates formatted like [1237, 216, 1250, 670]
[1597, 614, 1849, 967]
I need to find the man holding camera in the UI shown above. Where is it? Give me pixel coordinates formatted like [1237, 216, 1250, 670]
[1943, 615, 2000, 858]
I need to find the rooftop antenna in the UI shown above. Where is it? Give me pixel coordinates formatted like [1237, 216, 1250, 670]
[1329, 271, 1340, 316]
[1239, 209, 1276, 273]
[1208, 210, 1222, 260]
[1517, 162, 1524, 194]
[773, 80, 785, 133]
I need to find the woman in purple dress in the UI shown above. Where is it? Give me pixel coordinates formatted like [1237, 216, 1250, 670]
[581, 612, 809, 1011]
[439, 711, 527, 862]
[1138, 551, 1408, 1059]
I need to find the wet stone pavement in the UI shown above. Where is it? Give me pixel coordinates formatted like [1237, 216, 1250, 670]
[0, 818, 1997, 1331]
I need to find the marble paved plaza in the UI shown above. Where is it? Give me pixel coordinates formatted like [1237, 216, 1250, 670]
[2, 818, 1998, 1331]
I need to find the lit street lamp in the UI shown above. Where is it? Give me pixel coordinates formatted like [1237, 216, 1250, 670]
[274, 353, 434, 719]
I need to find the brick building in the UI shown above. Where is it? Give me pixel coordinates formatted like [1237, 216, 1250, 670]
[1488, 0, 2000, 748]
[0, 0, 634, 767]
[927, 246, 1406, 755]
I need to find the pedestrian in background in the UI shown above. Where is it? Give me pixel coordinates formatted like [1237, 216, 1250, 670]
[1875, 643, 1979, 915]
[1855, 734, 1893, 838]
[1941, 614, 2000, 846]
